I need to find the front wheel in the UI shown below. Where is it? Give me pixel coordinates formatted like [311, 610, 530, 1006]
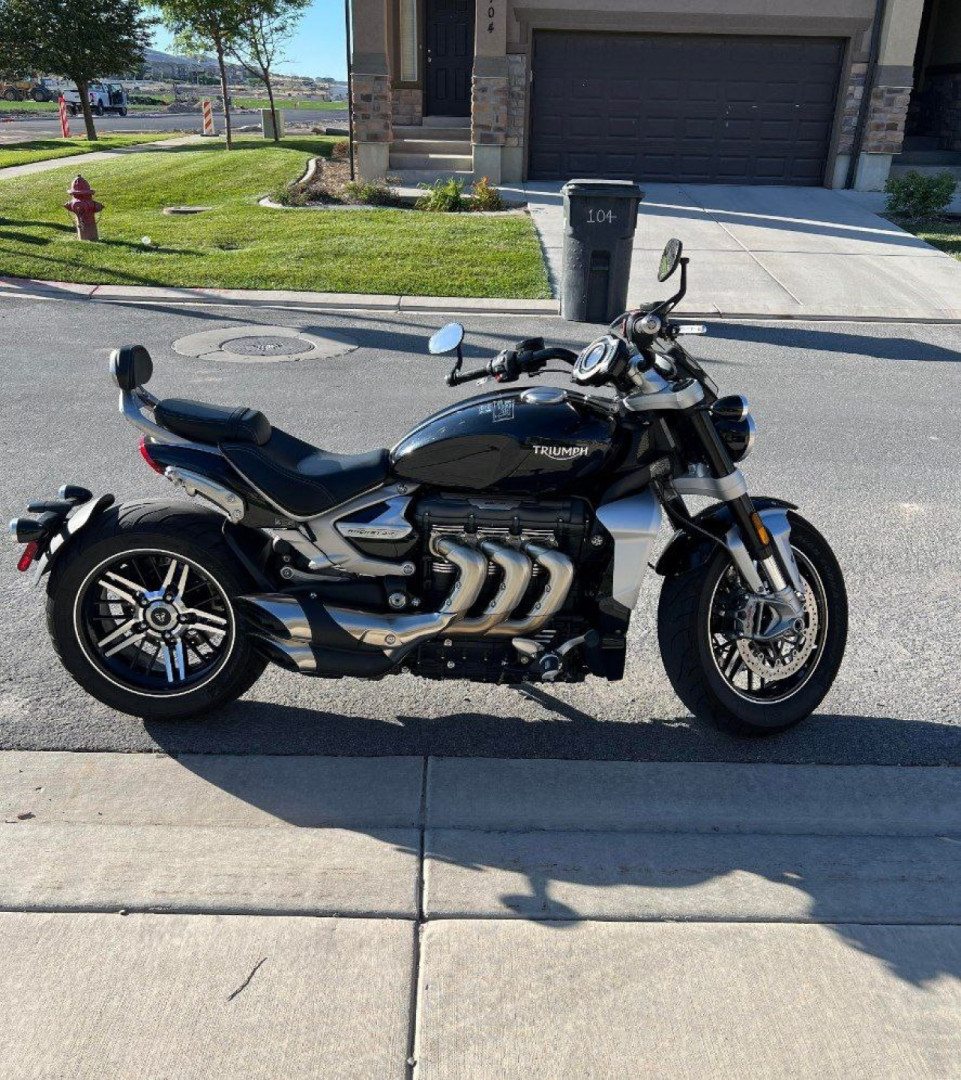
[47, 502, 267, 721]
[657, 513, 847, 735]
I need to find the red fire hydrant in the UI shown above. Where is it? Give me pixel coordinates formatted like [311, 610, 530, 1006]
[64, 175, 103, 241]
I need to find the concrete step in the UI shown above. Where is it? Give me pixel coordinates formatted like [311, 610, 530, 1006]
[889, 163, 961, 183]
[422, 114, 469, 128]
[389, 151, 473, 171]
[393, 124, 470, 142]
[894, 150, 961, 167]
[391, 137, 472, 156]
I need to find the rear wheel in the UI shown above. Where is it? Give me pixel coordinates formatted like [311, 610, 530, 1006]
[657, 513, 847, 735]
[47, 502, 267, 720]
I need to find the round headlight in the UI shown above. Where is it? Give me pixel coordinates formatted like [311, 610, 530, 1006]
[713, 413, 756, 462]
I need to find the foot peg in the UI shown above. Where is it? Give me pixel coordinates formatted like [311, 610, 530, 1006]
[512, 631, 599, 682]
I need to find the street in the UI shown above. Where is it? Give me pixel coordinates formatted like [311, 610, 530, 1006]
[1, 298, 959, 762]
[0, 108, 348, 141]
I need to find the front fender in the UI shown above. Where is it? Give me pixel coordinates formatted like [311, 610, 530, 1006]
[655, 496, 797, 577]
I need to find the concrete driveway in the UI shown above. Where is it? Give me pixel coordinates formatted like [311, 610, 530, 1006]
[511, 182, 961, 320]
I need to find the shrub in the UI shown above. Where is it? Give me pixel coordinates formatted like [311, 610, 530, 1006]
[342, 178, 402, 206]
[417, 176, 467, 212]
[471, 175, 504, 212]
[331, 138, 350, 160]
[884, 169, 957, 220]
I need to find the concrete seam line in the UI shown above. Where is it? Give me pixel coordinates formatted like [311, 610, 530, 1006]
[405, 757, 429, 1080]
[0, 904, 420, 919]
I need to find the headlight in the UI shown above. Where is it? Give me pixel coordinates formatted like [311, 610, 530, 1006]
[711, 396, 756, 462]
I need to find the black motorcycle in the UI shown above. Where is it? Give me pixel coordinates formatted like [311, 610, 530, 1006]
[10, 240, 846, 734]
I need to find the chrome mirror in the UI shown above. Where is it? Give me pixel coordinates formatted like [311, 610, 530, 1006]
[658, 238, 683, 283]
[428, 322, 465, 356]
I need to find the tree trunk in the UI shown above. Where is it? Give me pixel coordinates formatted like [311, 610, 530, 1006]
[77, 78, 97, 142]
[215, 36, 233, 150]
[264, 71, 279, 143]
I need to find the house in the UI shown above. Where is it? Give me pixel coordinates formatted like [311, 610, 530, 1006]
[348, 0, 958, 190]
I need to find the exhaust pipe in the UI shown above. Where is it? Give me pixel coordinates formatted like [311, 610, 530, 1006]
[484, 540, 575, 637]
[447, 538, 533, 636]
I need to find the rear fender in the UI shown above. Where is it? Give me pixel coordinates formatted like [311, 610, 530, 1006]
[655, 496, 797, 579]
[36, 493, 115, 579]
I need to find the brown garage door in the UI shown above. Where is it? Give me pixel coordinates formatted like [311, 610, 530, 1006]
[529, 32, 844, 184]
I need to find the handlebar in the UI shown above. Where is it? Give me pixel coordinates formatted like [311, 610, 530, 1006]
[446, 346, 578, 388]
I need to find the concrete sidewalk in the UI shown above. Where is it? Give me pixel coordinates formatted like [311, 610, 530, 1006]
[0, 134, 205, 180]
[2, 751, 960, 1078]
[511, 181, 961, 320]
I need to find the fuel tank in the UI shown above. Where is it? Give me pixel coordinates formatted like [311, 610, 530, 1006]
[391, 387, 617, 495]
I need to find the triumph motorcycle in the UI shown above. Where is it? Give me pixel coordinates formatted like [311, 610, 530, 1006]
[10, 239, 847, 734]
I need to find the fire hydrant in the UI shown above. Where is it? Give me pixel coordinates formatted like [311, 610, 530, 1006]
[64, 175, 103, 241]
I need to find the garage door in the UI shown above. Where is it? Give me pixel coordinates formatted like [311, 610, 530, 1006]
[529, 33, 844, 184]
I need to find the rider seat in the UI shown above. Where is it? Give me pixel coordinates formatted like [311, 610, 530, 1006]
[154, 396, 389, 518]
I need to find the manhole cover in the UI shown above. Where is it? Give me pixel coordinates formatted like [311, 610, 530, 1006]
[172, 324, 358, 363]
[225, 335, 314, 357]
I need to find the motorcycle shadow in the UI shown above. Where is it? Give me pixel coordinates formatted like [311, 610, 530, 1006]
[145, 701, 961, 990]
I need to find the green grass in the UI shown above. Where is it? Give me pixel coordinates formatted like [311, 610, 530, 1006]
[0, 133, 183, 170]
[234, 98, 345, 111]
[890, 216, 961, 261]
[0, 136, 550, 298]
[0, 99, 161, 113]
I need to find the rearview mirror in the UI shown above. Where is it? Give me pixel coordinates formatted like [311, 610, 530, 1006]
[428, 322, 465, 356]
[658, 238, 683, 283]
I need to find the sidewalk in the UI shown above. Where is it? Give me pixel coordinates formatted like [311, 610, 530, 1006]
[0, 134, 205, 180]
[3, 751, 960, 1078]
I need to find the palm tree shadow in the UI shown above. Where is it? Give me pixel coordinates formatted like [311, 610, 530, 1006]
[146, 700, 961, 989]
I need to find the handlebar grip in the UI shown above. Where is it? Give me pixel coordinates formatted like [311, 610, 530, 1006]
[447, 365, 490, 387]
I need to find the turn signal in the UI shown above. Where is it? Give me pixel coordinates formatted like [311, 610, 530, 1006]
[139, 436, 165, 475]
[17, 541, 40, 572]
[751, 512, 771, 547]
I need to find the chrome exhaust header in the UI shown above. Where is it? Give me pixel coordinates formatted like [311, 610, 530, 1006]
[447, 538, 533, 636]
[483, 540, 575, 638]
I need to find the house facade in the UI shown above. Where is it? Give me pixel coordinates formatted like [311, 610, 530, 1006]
[350, 0, 958, 190]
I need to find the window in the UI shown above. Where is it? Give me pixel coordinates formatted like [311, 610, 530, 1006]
[399, 0, 418, 83]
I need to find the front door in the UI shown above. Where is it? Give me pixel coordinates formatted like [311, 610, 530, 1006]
[425, 0, 474, 117]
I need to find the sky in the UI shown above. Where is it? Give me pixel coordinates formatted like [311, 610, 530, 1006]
[151, 0, 349, 80]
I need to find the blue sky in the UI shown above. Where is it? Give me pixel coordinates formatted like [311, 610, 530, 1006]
[152, 0, 349, 80]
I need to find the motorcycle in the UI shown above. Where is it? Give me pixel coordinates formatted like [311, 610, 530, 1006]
[9, 239, 847, 734]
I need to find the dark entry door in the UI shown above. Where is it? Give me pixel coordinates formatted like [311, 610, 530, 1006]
[426, 0, 474, 116]
[529, 32, 844, 184]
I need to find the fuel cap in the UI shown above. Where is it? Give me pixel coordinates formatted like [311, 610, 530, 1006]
[521, 386, 566, 405]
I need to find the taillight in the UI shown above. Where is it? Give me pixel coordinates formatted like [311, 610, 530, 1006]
[139, 436, 165, 475]
[18, 541, 40, 572]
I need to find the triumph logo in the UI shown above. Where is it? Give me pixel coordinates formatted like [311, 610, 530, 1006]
[532, 443, 590, 460]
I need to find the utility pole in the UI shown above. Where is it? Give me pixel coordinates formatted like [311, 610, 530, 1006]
[344, 0, 355, 181]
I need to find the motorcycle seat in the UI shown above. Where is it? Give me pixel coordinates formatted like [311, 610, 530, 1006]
[220, 427, 390, 518]
[155, 398, 272, 446]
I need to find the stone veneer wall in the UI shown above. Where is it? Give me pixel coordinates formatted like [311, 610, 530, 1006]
[838, 61, 868, 154]
[391, 88, 422, 127]
[505, 54, 526, 152]
[862, 85, 911, 155]
[471, 76, 509, 145]
[351, 73, 392, 143]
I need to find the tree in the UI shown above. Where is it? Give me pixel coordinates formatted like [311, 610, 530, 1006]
[230, 0, 308, 142]
[160, 0, 246, 150]
[0, 0, 152, 141]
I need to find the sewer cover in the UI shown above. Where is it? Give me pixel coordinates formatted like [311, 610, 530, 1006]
[224, 335, 313, 357]
[172, 324, 358, 364]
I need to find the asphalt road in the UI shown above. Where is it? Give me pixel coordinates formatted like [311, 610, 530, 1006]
[0, 298, 959, 762]
[0, 109, 348, 141]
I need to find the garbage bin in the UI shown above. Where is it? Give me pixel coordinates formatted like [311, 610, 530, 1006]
[560, 179, 644, 323]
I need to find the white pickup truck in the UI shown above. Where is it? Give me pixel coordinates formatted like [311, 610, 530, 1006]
[62, 82, 128, 117]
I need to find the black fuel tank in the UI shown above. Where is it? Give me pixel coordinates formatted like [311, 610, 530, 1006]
[391, 387, 616, 495]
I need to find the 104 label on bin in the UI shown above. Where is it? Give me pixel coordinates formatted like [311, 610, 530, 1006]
[586, 208, 617, 224]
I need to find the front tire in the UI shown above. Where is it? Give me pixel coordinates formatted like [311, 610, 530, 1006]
[47, 502, 267, 721]
[657, 513, 847, 735]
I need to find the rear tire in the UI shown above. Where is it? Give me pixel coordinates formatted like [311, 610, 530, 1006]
[657, 513, 847, 735]
[47, 501, 267, 721]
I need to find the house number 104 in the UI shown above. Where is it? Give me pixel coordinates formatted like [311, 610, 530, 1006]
[587, 208, 615, 224]
[488, 4, 495, 32]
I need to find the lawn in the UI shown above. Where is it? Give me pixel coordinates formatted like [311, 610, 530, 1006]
[234, 98, 345, 111]
[0, 134, 184, 170]
[890, 217, 961, 262]
[0, 136, 550, 298]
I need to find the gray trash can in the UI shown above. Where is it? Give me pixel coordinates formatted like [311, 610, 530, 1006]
[560, 179, 644, 323]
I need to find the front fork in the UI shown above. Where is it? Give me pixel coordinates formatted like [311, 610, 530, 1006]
[680, 411, 806, 634]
